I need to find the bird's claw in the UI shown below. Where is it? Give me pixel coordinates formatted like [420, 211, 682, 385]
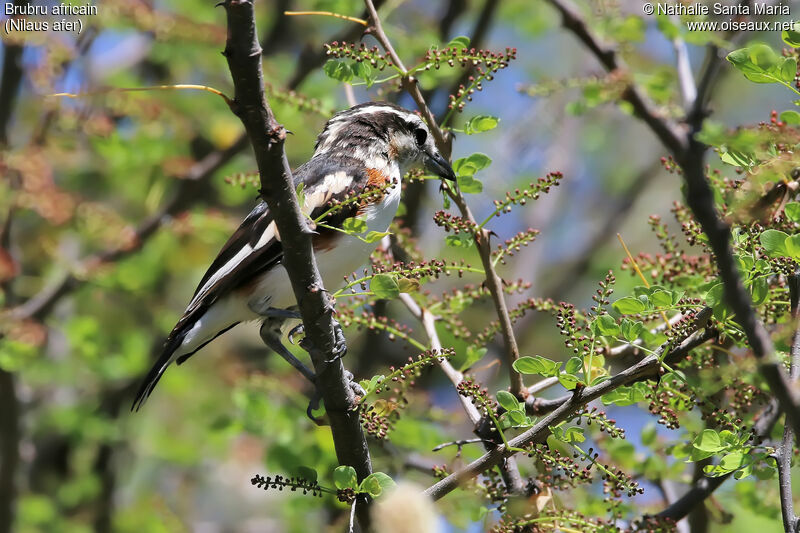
[288, 323, 304, 345]
[324, 320, 348, 364]
[345, 370, 366, 397]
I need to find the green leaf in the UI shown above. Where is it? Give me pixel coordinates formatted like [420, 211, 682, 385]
[781, 110, 800, 125]
[496, 390, 520, 412]
[460, 346, 487, 371]
[781, 57, 797, 83]
[641, 423, 657, 447]
[726, 44, 782, 84]
[359, 472, 395, 497]
[507, 409, 527, 426]
[749, 276, 768, 305]
[464, 115, 499, 134]
[558, 373, 580, 390]
[784, 25, 800, 47]
[564, 356, 583, 375]
[650, 290, 673, 308]
[342, 217, 368, 234]
[333, 465, 358, 490]
[786, 234, 800, 260]
[457, 174, 483, 194]
[513, 355, 560, 377]
[612, 296, 647, 314]
[362, 230, 391, 243]
[352, 61, 375, 88]
[759, 229, 790, 256]
[693, 429, 724, 453]
[656, 14, 680, 40]
[446, 35, 470, 50]
[445, 233, 473, 247]
[589, 315, 620, 337]
[370, 274, 400, 300]
[785, 202, 800, 222]
[453, 153, 492, 176]
[620, 319, 644, 342]
[323, 59, 354, 83]
[397, 277, 420, 293]
[551, 425, 586, 444]
[296, 466, 318, 482]
[719, 450, 748, 471]
[704, 283, 724, 308]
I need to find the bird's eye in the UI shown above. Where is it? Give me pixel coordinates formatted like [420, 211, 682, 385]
[414, 128, 427, 145]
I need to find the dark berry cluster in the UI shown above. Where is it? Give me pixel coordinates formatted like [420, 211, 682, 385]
[250, 474, 323, 497]
[434, 210, 478, 235]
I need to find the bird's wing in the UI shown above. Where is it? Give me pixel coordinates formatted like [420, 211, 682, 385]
[132, 157, 383, 410]
[177, 155, 382, 331]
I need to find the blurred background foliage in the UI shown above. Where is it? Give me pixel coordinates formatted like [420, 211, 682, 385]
[0, 0, 796, 531]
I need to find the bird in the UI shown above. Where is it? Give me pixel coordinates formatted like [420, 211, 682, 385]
[132, 102, 456, 410]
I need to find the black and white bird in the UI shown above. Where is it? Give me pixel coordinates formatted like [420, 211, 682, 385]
[132, 102, 456, 410]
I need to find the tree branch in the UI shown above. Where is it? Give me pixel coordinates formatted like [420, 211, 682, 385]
[778, 272, 800, 533]
[364, 0, 525, 398]
[424, 328, 716, 500]
[0, 370, 18, 533]
[221, 1, 373, 530]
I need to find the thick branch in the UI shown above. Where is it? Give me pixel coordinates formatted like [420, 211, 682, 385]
[0, 370, 18, 533]
[221, 2, 373, 529]
[778, 273, 800, 532]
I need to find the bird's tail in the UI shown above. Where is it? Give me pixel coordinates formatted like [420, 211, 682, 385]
[131, 332, 186, 412]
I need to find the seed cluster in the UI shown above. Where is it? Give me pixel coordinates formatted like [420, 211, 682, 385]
[250, 474, 323, 497]
[360, 349, 456, 439]
[491, 228, 539, 265]
[324, 41, 392, 70]
[486, 172, 564, 222]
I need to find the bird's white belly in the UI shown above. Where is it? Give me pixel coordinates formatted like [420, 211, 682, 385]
[249, 185, 400, 311]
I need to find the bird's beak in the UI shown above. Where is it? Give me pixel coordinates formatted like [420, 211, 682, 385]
[424, 150, 456, 181]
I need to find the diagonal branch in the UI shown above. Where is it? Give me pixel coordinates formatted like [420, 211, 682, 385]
[221, 1, 373, 530]
[364, 0, 525, 398]
[424, 328, 717, 500]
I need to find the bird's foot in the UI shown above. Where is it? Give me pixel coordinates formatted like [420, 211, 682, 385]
[298, 319, 347, 364]
[288, 323, 304, 345]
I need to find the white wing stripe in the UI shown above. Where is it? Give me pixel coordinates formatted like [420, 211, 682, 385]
[187, 223, 277, 308]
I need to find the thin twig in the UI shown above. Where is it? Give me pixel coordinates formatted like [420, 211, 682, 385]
[432, 437, 486, 452]
[673, 33, 697, 108]
[399, 293, 481, 425]
[364, 0, 525, 398]
[8, 135, 247, 322]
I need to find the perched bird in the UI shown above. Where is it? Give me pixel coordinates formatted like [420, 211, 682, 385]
[132, 102, 456, 410]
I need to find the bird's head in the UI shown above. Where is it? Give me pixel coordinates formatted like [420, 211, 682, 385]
[313, 102, 456, 181]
